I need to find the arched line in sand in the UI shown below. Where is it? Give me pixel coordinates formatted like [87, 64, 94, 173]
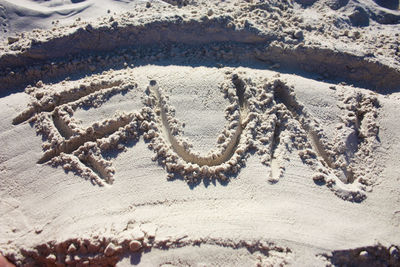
[148, 77, 248, 167]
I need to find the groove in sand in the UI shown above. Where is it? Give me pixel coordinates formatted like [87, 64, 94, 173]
[37, 113, 133, 164]
[148, 78, 248, 167]
[13, 81, 123, 125]
[273, 82, 354, 184]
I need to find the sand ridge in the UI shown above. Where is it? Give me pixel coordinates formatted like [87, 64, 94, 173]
[11, 67, 379, 203]
[1, 0, 400, 266]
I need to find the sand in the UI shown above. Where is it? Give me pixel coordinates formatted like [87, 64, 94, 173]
[0, 0, 400, 266]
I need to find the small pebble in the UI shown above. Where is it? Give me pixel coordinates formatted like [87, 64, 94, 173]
[294, 30, 303, 39]
[359, 250, 369, 259]
[46, 254, 56, 262]
[104, 243, 116, 257]
[129, 240, 142, 252]
[390, 246, 399, 259]
[67, 243, 77, 253]
[7, 36, 19, 45]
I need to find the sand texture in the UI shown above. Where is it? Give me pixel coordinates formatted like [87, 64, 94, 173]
[0, 0, 400, 266]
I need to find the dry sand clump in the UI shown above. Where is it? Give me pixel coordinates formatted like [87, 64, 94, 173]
[0, 0, 400, 266]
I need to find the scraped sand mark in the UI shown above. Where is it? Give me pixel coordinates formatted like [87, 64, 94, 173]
[142, 71, 377, 202]
[149, 80, 245, 167]
[140, 72, 309, 184]
[335, 88, 381, 188]
[12, 68, 379, 201]
[143, 74, 253, 182]
[1, 2, 400, 95]
[11, 69, 276, 186]
[4, 226, 292, 267]
[322, 244, 400, 266]
[12, 79, 123, 125]
[12, 73, 149, 185]
[0, 3, 394, 190]
[269, 80, 380, 202]
[12, 70, 254, 185]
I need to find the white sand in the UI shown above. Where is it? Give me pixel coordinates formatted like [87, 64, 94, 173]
[0, 0, 400, 266]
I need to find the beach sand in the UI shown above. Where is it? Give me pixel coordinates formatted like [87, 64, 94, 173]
[0, 0, 400, 266]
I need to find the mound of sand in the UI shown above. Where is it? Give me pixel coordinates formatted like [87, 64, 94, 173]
[0, 0, 400, 266]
